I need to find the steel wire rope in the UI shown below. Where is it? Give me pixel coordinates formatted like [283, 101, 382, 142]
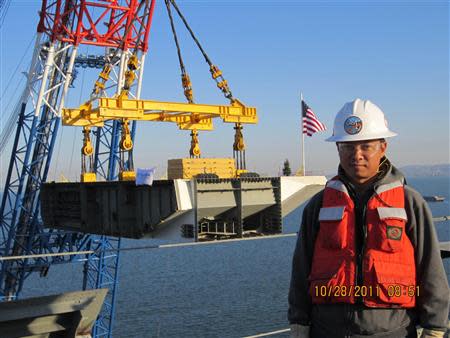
[0, 77, 25, 143]
[1, 72, 24, 112]
[165, 0, 189, 93]
[116, 0, 150, 169]
[168, 0, 234, 101]
[165, 0, 201, 161]
[167, 0, 246, 168]
[0, 33, 37, 156]
[57, 56, 87, 182]
[243, 328, 291, 338]
[0, 0, 22, 154]
[68, 63, 87, 181]
[0, 233, 300, 261]
[0, 0, 11, 29]
[0, 32, 36, 101]
[168, 0, 212, 66]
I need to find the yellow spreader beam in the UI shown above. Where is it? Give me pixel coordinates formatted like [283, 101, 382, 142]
[62, 97, 257, 130]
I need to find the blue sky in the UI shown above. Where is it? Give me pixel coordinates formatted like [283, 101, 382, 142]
[0, 0, 449, 179]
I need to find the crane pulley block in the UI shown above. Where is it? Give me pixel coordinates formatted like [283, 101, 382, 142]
[127, 54, 139, 71]
[99, 65, 112, 80]
[210, 65, 222, 79]
[94, 81, 106, 91]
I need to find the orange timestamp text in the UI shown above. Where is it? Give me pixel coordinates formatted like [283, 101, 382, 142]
[386, 285, 420, 297]
[313, 285, 420, 298]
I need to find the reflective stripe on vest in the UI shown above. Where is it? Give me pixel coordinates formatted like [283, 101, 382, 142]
[308, 179, 416, 308]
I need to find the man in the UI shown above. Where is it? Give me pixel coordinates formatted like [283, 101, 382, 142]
[288, 99, 449, 338]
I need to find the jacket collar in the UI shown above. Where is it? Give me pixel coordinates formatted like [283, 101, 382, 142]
[336, 157, 406, 200]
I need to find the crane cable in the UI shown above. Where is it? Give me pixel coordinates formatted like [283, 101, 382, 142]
[0, 0, 12, 29]
[116, 0, 151, 173]
[165, 0, 202, 158]
[168, 0, 234, 103]
[0, 233, 300, 261]
[167, 1, 247, 168]
[0, 33, 36, 156]
[164, 0, 193, 104]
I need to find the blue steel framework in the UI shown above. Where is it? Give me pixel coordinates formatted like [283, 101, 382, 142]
[0, 35, 79, 300]
[0, 1, 154, 337]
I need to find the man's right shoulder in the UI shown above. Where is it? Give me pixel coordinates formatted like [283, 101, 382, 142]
[303, 190, 324, 222]
[304, 189, 324, 213]
[301, 189, 325, 235]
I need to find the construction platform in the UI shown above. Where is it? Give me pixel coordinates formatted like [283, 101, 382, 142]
[0, 289, 107, 338]
[41, 176, 326, 241]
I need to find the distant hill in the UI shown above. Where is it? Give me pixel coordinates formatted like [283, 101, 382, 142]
[400, 164, 450, 177]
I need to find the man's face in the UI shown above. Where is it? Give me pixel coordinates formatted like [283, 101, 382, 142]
[337, 139, 387, 184]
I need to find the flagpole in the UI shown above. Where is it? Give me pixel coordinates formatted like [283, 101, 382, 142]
[300, 92, 305, 176]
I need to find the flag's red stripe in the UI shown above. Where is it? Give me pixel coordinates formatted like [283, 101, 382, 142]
[301, 102, 326, 136]
[306, 110, 326, 130]
[305, 126, 320, 135]
[303, 125, 314, 136]
[304, 117, 326, 131]
[305, 119, 324, 132]
[303, 118, 326, 132]
[305, 110, 323, 123]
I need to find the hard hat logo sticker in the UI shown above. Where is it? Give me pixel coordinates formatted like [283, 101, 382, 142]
[344, 116, 363, 135]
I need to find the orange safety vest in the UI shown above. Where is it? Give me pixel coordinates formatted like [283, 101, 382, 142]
[308, 179, 416, 308]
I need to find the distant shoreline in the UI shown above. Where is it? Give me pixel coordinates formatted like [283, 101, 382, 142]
[318, 165, 450, 179]
[399, 164, 450, 178]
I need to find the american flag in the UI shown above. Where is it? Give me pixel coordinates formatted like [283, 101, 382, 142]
[302, 100, 326, 136]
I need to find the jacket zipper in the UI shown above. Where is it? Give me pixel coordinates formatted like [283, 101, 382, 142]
[355, 195, 370, 303]
[358, 203, 368, 286]
[348, 196, 370, 337]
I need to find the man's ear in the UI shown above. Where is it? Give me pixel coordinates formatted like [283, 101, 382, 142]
[380, 141, 387, 156]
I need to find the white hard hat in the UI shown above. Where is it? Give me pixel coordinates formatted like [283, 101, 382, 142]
[326, 98, 397, 142]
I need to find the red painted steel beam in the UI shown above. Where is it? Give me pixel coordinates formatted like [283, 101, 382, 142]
[141, 0, 156, 52]
[36, 0, 156, 51]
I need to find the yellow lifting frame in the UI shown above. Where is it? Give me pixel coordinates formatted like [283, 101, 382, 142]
[62, 97, 258, 130]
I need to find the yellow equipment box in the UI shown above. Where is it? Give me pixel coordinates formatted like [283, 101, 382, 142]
[168, 158, 236, 179]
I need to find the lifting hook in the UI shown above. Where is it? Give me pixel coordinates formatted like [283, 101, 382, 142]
[189, 129, 201, 158]
[120, 119, 133, 151]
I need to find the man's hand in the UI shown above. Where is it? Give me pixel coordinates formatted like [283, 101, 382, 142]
[290, 324, 310, 338]
[420, 328, 446, 338]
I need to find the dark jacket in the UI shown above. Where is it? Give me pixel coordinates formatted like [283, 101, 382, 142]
[288, 162, 449, 337]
